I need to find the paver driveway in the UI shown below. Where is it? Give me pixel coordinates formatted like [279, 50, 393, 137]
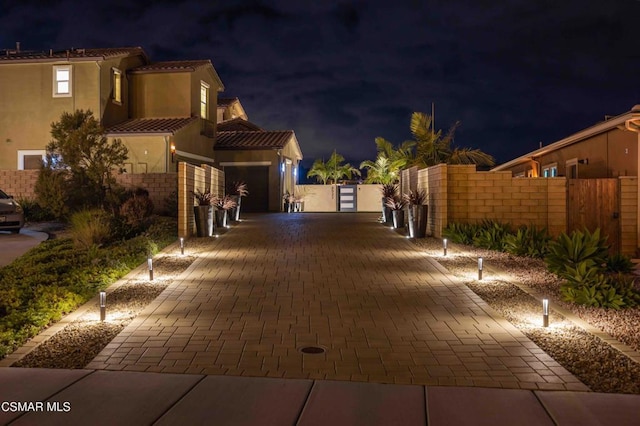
[88, 213, 585, 390]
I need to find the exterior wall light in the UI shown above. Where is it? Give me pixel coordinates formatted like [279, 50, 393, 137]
[170, 142, 176, 162]
[478, 257, 483, 280]
[443, 238, 448, 256]
[543, 298, 549, 327]
[148, 253, 154, 281]
[99, 291, 106, 322]
[180, 237, 184, 255]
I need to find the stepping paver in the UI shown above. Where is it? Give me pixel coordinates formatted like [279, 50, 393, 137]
[297, 380, 425, 426]
[87, 213, 581, 389]
[11, 370, 203, 426]
[536, 391, 640, 426]
[156, 375, 312, 425]
[426, 386, 554, 426]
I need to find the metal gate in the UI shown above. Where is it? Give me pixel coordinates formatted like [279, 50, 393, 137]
[567, 179, 620, 254]
[338, 185, 357, 212]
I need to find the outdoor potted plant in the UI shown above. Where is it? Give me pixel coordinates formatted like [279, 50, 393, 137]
[403, 189, 428, 238]
[385, 196, 407, 229]
[212, 195, 237, 228]
[283, 191, 293, 212]
[231, 181, 249, 221]
[381, 184, 397, 224]
[192, 189, 214, 237]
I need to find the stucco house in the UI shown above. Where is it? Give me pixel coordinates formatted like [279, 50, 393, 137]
[0, 45, 224, 173]
[215, 99, 302, 212]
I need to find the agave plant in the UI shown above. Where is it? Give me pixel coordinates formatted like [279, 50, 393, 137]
[192, 189, 213, 206]
[212, 195, 237, 210]
[384, 196, 407, 211]
[402, 189, 427, 206]
[381, 183, 398, 198]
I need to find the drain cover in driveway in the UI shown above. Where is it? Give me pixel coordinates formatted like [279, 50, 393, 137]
[299, 346, 326, 354]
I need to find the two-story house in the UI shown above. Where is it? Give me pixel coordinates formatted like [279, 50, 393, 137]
[0, 44, 223, 173]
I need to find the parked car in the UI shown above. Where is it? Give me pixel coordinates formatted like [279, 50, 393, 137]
[0, 189, 24, 233]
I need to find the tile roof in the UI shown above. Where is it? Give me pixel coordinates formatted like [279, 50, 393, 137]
[217, 97, 240, 107]
[216, 131, 294, 150]
[217, 118, 264, 132]
[129, 60, 213, 73]
[0, 47, 145, 62]
[106, 117, 198, 135]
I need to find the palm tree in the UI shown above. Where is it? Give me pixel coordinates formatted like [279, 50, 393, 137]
[307, 151, 360, 184]
[409, 112, 495, 168]
[360, 137, 414, 184]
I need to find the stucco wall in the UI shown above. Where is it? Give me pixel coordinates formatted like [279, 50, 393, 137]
[293, 184, 382, 212]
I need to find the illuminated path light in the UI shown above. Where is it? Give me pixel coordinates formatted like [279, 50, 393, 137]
[148, 253, 154, 281]
[99, 291, 106, 322]
[180, 237, 185, 255]
[543, 298, 550, 327]
[443, 238, 448, 256]
[478, 257, 483, 280]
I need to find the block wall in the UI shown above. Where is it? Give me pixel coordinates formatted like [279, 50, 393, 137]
[178, 162, 224, 237]
[619, 177, 638, 256]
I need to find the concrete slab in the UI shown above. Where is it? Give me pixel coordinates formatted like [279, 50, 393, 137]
[0, 229, 48, 267]
[12, 370, 203, 426]
[297, 380, 425, 426]
[536, 391, 640, 426]
[156, 375, 312, 426]
[426, 386, 554, 426]
[0, 368, 92, 424]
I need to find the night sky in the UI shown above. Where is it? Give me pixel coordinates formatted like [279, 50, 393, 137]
[2, 0, 639, 172]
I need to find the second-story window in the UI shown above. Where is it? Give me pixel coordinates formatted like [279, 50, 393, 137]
[53, 65, 72, 97]
[200, 81, 210, 119]
[112, 68, 122, 103]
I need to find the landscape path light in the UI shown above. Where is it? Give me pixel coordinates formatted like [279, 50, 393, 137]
[443, 238, 448, 256]
[99, 291, 106, 322]
[478, 257, 483, 280]
[543, 298, 549, 327]
[148, 253, 154, 281]
[180, 237, 185, 255]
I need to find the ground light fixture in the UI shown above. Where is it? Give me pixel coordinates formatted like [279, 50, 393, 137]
[543, 298, 550, 327]
[180, 237, 185, 255]
[443, 238, 448, 256]
[99, 291, 106, 322]
[478, 257, 483, 280]
[148, 253, 154, 281]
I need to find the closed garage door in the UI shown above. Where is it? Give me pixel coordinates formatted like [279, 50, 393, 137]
[224, 166, 270, 212]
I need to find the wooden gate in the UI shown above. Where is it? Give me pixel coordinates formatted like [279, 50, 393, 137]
[567, 179, 620, 254]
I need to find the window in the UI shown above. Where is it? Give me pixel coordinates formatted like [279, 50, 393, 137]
[17, 150, 45, 170]
[542, 163, 558, 178]
[200, 81, 210, 119]
[112, 68, 122, 103]
[53, 65, 72, 97]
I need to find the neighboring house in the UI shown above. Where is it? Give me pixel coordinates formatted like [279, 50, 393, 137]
[492, 104, 640, 254]
[0, 45, 224, 172]
[215, 99, 303, 212]
[492, 105, 640, 178]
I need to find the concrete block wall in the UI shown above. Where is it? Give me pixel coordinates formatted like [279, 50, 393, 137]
[0, 169, 39, 199]
[178, 162, 224, 238]
[417, 164, 568, 239]
[619, 177, 638, 256]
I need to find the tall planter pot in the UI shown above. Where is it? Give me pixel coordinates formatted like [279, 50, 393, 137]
[382, 198, 392, 224]
[413, 204, 428, 238]
[214, 209, 228, 228]
[234, 197, 242, 221]
[407, 206, 416, 238]
[194, 205, 214, 237]
[392, 209, 405, 229]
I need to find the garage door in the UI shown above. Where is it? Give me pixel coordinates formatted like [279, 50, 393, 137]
[224, 166, 270, 212]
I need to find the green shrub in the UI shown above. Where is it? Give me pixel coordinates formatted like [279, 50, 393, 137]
[545, 228, 609, 278]
[503, 226, 551, 258]
[443, 222, 481, 245]
[119, 188, 154, 231]
[472, 220, 512, 251]
[34, 166, 69, 219]
[70, 209, 111, 249]
[606, 253, 635, 274]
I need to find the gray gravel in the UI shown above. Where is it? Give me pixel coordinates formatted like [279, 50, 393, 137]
[413, 236, 640, 394]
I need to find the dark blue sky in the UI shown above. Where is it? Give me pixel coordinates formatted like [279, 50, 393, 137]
[2, 0, 639, 168]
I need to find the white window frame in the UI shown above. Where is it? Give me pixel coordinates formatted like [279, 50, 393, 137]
[200, 81, 210, 119]
[542, 163, 558, 178]
[112, 68, 122, 104]
[53, 65, 72, 97]
[17, 150, 46, 170]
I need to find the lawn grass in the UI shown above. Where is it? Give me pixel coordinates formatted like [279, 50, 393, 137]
[0, 216, 177, 359]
